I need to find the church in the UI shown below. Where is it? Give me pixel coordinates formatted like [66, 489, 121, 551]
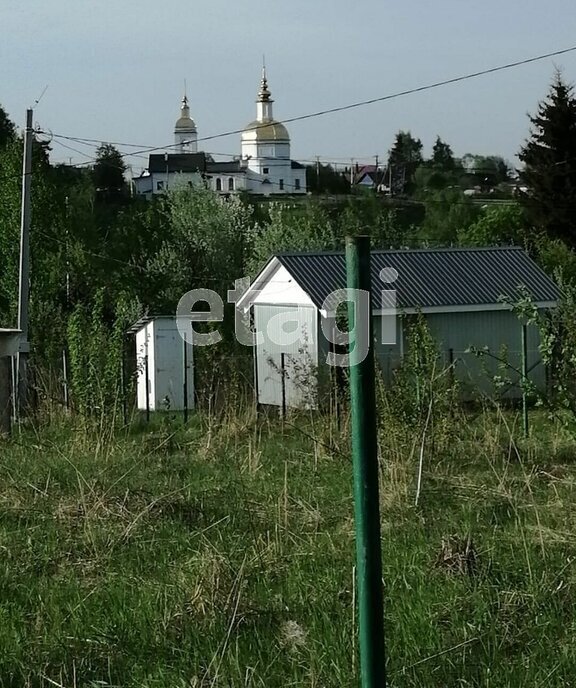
[133, 69, 307, 198]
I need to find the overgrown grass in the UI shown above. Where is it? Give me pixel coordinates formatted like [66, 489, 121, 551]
[0, 403, 575, 687]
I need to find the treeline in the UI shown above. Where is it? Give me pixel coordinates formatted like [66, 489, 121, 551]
[0, 72, 575, 390]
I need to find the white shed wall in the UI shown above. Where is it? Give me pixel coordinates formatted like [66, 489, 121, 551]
[136, 322, 154, 409]
[135, 318, 194, 412]
[254, 304, 318, 409]
[251, 264, 314, 307]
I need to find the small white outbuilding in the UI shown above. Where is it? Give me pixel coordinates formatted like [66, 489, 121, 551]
[129, 316, 194, 412]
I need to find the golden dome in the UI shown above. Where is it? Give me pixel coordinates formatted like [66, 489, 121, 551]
[242, 118, 290, 141]
[175, 95, 197, 132]
[175, 116, 197, 132]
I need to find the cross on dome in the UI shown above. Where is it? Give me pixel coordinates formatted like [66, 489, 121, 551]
[258, 66, 273, 103]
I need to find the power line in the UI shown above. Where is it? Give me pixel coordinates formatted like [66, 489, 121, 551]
[39, 44, 576, 168]
[45, 133, 156, 149]
[44, 132, 532, 186]
[48, 134, 528, 176]
[52, 138, 101, 161]
[50, 136, 387, 166]
[50, 134, 403, 168]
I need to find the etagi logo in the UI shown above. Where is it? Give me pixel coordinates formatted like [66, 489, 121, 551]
[175, 268, 398, 368]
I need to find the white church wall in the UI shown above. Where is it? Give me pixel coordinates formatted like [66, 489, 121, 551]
[292, 171, 307, 193]
[135, 74, 308, 200]
[211, 174, 247, 193]
[273, 143, 290, 159]
[175, 132, 198, 154]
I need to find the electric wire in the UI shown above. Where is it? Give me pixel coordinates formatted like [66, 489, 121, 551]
[36, 44, 576, 169]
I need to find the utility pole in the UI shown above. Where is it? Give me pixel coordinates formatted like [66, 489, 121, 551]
[373, 155, 379, 191]
[16, 108, 33, 412]
[62, 195, 70, 411]
[346, 235, 386, 687]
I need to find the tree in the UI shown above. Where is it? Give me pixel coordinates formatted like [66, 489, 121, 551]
[413, 165, 453, 193]
[457, 204, 525, 247]
[147, 185, 252, 310]
[461, 154, 512, 189]
[431, 136, 455, 170]
[0, 139, 21, 318]
[93, 143, 126, 195]
[246, 202, 334, 276]
[518, 72, 576, 247]
[306, 163, 350, 194]
[0, 105, 15, 149]
[420, 188, 480, 245]
[387, 131, 423, 195]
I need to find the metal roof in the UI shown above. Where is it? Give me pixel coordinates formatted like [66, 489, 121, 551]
[126, 315, 175, 335]
[275, 247, 560, 311]
[148, 153, 207, 174]
[206, 161, 244, 174]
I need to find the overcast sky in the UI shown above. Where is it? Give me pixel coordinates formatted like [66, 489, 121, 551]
[3, 1, 576, 172]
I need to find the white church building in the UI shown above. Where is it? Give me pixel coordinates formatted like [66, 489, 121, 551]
[133, 69, 307, 198]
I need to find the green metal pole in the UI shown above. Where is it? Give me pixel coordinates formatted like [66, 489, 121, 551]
[346, 235, 386, 688]
[521, 322, 529, 438]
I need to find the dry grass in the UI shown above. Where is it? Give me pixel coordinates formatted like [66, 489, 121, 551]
[0, 405, 575, 686]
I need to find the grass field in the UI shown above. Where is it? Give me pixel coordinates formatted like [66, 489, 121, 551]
[1, 404, 575, 687]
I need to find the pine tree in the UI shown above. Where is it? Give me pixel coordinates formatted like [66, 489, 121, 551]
[519, 72, 576, 247]
[387, 131, 423, 195]
[431, 136, 454, 170]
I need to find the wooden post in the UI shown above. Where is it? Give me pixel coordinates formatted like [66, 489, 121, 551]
[183, 335, 188, 424]
[253, 344, 260, 414]
[62, 348, 70, 411]
[280, 352, 287, 419]
[0, 357, 12, 436]
[120, 340, 127, 426]
[145, 353, 150, 423]
[521, 322, 529, 438]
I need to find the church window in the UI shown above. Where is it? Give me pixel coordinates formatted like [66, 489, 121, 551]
[295, 178, 301, 190]
[228, 177, 234, 191]
[216, 178, 222, 191]
[279, 179, 284, 191]
[263, 167, 269, 174]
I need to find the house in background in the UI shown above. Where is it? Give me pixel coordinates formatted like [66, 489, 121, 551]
[133, 153, 209, 199]
[133, 68, 307, 198]
[237, 247, 560, 409]
[343, 164, 390, 192]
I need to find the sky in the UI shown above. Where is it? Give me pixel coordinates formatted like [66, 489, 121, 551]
[2, 1, 576, 173]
